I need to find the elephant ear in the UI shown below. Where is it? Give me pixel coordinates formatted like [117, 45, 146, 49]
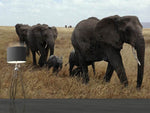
[95, 15, 123, 49]
[51, 26, 58, 40]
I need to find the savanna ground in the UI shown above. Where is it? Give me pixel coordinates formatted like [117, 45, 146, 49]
[0, 26, 150, 99]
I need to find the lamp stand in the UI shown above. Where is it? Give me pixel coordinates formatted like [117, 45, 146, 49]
[10, 63, 25, 100]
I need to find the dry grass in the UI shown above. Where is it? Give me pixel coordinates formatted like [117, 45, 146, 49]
[0, 26, 150, 99]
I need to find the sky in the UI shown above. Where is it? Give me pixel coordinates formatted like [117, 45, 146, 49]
[0, 0, 150, 27]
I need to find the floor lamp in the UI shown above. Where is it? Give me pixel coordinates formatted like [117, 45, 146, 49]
[7, 46, 26, 100]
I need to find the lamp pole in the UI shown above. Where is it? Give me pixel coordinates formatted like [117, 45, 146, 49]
[10, 63, 25, 100]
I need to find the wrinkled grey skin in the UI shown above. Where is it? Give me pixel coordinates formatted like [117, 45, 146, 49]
[71, 15, 145, 88]
[46, 55, 63, 73]
[15, 24, 31, 56]
[27, 24, 58, 67]
[69, 50, 95, 76]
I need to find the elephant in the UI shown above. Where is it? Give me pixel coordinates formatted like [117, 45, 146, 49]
[15, 24, 31, 56]
[71, 15, 145, 88]
[68, 25, 72, 28]
[68, 50, 95, 76]
[46, 55, 63, 73]
[27, 24, 58, 67]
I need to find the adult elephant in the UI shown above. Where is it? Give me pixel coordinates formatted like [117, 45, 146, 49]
[71, 15, 145, 88]
[15, 24, 31, 56]
[27, 24, 58, 67]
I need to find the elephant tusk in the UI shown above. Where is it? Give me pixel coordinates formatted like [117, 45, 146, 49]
[45, 44, 47, 49]
[132, 47, 141, 66]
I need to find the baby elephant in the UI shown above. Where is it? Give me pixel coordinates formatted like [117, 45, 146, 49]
[68, 51, 95, 76]
[46, 55, 63, 73]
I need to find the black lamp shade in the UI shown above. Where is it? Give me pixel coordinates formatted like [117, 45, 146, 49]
[7, 46, 26, 64]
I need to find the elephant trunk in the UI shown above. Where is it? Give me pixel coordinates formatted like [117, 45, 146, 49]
[135, 36, 145, 88]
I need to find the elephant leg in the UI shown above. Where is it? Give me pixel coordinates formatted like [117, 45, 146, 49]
[19, 38, 24, 45]
[53, 67, 57, 72]
[103, 63, 114, 82]
[53, 65, 59, 74]
[69, 64, 74, 76]
[48, 65, 53, 69]
[26, 46, 30, 56]
[91, 63, 95, 75]
[45, 46, 49, 60]
[38, 56, 43, 67]
[49, 45, 54, 56]
[59, 64, 62, 71]
[38, 47, 47, 67]
[76, 53, 89, 83]
[25, 40, 30, 56]
[107, 49, 128, 86]
[53, 66, 59, 76]
[82, 65, 89, 84]
[32, 51, 36, 65]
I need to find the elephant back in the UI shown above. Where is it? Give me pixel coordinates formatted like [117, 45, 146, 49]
[95, 15, 123, 49]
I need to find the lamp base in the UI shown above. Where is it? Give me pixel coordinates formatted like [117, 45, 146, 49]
[10, 63, 25, 100]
